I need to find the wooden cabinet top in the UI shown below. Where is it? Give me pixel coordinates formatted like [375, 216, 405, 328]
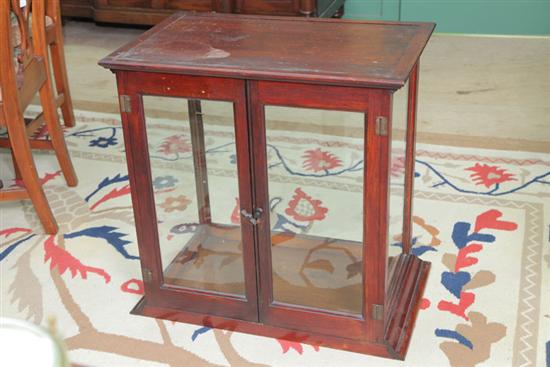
[99, 12, 435, 89]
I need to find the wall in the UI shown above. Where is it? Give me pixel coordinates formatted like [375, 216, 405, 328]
[344, 0, 550, 35]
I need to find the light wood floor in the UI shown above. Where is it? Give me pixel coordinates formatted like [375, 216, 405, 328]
[59, 20, 550, 153]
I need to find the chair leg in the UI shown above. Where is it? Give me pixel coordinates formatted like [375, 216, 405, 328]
[10, 149, 22, 181]
[39, 74, 78, 188]
[9, 128, 58, 234]
[45, 0, 75, 127]
[49, 35, 75, 127]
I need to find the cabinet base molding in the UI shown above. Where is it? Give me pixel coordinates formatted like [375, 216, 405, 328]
[131, 254, 430, 360]
[384, 254, 431, 359]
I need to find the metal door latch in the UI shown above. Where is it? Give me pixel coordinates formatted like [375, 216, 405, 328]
[372, 304, 384, 320]
[142, 268, 153, 284]
[375, 116, 388, 136]
[241, 208, 263, 225]
[119, 95, 131, 113]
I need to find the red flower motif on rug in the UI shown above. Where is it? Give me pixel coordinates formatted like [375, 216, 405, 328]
[44, 236, 111, 283]
[285, 188, 328, 221]
[14, 171, 62, 188]
[466, 163, 515, 188]
[231, 197, 240, 224]
[158, 135, 192, 155]
[277, 338, 320, 354]
[302, 148, 342, 172]
[121, 279, 144, 295]
[390, 156, 406, 177]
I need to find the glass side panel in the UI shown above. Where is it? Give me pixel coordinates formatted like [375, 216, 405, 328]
[142, 96, 245, 296]
[264, 106, 365, 315]
[389, 83, 408, 259]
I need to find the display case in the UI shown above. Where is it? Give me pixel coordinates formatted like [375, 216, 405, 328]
[99, 12, 435, 359]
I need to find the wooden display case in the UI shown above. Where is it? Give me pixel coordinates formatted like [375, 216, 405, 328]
[99, 12, 435, 359]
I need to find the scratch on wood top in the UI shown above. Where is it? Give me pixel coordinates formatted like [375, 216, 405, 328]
[205, 48, 230, 59]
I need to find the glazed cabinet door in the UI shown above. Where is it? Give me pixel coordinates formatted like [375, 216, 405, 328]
[248, 80, 392, 341]
[117, 71, 259, 321]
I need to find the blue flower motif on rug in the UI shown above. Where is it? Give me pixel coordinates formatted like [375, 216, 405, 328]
[153, 175, 178, 190]
[89, 136, 118, 148]
[433, 209, 518, 365]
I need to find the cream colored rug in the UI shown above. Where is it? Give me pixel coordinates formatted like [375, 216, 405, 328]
[1, 110, 549, 366]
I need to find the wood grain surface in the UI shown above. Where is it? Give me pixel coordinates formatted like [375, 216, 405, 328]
[100, 12, 434, 89]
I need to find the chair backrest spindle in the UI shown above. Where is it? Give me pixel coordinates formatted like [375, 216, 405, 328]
[10, 0, 33, 67]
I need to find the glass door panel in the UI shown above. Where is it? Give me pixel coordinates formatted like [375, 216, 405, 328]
[264, 106, 365, 315]
[142, 96, 245, 296]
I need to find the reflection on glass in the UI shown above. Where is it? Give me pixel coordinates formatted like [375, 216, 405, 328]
[143, 96, 245, 296]
[265, 106, 364, 314]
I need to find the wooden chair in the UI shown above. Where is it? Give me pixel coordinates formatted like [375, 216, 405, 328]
[0, 0, 77, 234]
[44, 0, 75, 127]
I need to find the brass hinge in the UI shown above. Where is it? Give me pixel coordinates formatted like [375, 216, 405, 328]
[372, 304, 384, 320]
[119, 95, 131, 113]
[375, 116, 388, 136]
[142, 268, 153, 283]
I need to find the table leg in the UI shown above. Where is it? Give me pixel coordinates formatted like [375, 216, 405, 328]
[299, 0, 315, 16]
[333, 4, 345, 18]
[188, 99, 211, 224]
[402, 62, 419, 254]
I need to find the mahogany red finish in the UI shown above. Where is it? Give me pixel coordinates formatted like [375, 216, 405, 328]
[100, 12, 435, 360]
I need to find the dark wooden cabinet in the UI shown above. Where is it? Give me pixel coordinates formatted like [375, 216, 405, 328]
[100, 12, 434, 359]
[99, 12, 435, 359]
[61, 0, 345, 25]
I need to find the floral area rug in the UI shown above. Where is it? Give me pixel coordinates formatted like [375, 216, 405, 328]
[1, 110, 549, 367]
